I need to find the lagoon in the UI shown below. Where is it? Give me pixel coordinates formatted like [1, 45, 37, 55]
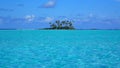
[0, 30, 120, 68]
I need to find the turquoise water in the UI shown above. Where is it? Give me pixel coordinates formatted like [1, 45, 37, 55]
[0, 30, 120, 68]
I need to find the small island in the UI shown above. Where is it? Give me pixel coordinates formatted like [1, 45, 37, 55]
[43, 20, 75, 30]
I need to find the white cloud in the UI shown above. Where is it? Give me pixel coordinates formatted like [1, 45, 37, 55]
[44, 17, 54, 22]
[42, 0, 56, 8]
[37, 17, 54, 23]
[25, 15, 35, 22]
[89, 13, 94, 18]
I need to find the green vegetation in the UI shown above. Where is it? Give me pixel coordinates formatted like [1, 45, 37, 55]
[48, 20, 75, 30]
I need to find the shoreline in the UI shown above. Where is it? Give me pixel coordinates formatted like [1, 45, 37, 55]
[0, 29, 120, 30]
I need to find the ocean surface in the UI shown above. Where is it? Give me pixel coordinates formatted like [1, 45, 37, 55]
[0, 30, 120, 68]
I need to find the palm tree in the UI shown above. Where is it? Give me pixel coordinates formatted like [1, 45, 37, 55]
[55, 20, 61, 29]
[49, 22, 56, 29]
[61, 21, 66, 27]
[49, 22, 52, 28]
[69, 21, 74, 29]
[49, 20, 75, 29]
[69, 21, 72, 27]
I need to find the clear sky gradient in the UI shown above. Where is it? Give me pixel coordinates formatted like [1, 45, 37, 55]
[0, 0, 120, 29]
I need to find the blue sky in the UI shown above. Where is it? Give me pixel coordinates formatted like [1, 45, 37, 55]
[0, 0, 120, 29]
